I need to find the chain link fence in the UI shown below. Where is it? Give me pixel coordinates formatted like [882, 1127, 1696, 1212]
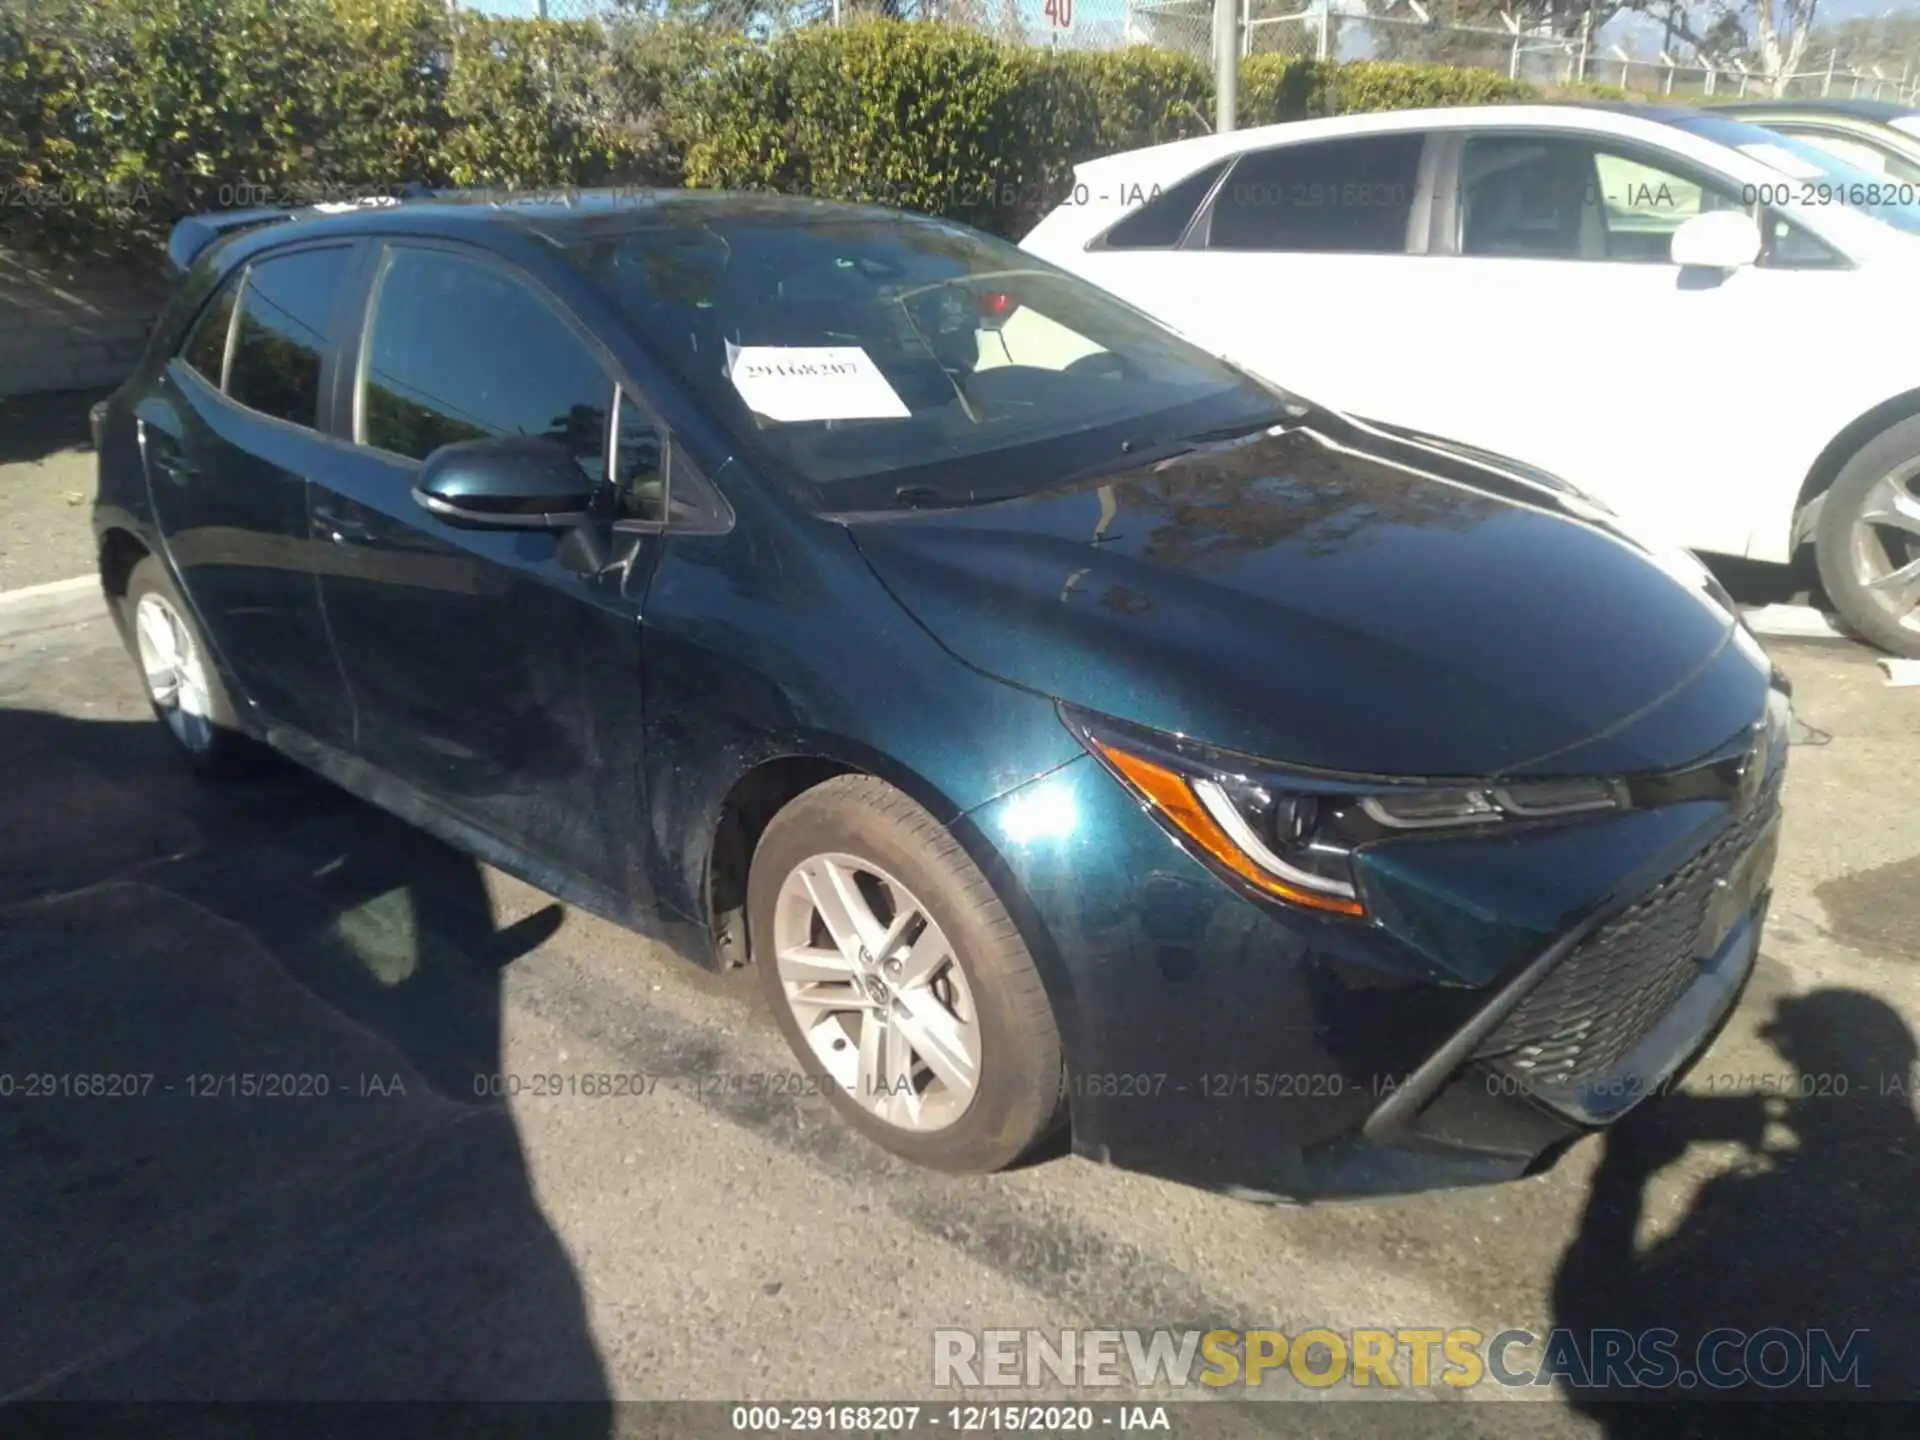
[507, 0, 1191, 52]
[503, 0, 1920, 103]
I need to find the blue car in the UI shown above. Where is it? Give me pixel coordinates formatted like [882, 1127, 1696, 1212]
[90, 190, 1789, 1199]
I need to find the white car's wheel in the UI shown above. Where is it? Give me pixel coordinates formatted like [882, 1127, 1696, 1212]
[1815, 415, 1920, 660]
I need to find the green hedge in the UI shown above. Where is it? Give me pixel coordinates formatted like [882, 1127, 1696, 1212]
[1237, 54, 1537, 124]
[676, 26, 1219, 240]
[3, 6, 1558, 267]
[678, 27, 1546, 238]
[0, 0, 676, 262]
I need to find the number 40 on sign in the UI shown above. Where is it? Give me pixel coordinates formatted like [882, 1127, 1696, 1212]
[1045, 0, 1074, 28]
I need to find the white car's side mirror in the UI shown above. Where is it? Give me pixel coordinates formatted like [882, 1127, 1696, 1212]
[1670, 211, 1762, 270]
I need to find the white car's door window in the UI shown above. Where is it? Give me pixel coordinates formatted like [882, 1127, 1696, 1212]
[1460, 136, 1742, 263]
[1200, 135, 1426, 253]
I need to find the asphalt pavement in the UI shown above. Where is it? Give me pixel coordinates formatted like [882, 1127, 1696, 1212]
[0, 554, 1916, 1431]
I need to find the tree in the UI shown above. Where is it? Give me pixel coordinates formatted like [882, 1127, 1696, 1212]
[1366, 1, 1634, 71]
[1811, 9, 1920, 79]
[1616, 1, 1826, 92]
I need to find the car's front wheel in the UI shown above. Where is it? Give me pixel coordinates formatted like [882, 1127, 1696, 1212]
[1814, 414, 1920, 658]
[122, 555, 254, 776]
[748, 775, 1065, 1173]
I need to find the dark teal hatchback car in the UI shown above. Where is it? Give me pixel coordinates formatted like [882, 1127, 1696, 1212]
[91, 189, 1789, 1199]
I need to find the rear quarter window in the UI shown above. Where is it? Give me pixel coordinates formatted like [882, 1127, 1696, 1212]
[225, 246, 356, 429]
[1097, 160, 1230, 250]
[178, 274, 241, 386]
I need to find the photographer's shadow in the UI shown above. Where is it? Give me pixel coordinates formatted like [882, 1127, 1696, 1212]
[1553, 989, 1919, 1430]
[0, 703, 610, 1419]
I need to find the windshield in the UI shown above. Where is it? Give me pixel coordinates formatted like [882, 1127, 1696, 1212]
[567, 213, 1286, 512]
[1674, 113, 1920, 237]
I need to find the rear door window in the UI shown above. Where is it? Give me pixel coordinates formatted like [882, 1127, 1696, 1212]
[1201, 135, 1425, 253]
[225, 246, 356, 427]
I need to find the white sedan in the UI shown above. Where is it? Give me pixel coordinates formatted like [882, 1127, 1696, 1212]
[1022, 102, 1920, 656]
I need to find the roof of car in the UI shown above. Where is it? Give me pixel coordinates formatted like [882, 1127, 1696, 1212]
[297, 187, 913, 240]
[1543, 99, 1713, 124]
[1056, 100, 1783, 187]
[172, 187, 936, 274]
[1710, 97, 1918, 122]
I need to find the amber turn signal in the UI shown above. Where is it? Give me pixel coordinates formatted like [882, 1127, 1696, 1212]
[1090, 739, 1367, 918]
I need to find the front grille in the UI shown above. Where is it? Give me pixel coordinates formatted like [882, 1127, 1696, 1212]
[1473, 771, 1781, 1092]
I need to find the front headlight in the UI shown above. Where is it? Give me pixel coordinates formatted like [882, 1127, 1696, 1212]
[1063, 708, 1629, 919]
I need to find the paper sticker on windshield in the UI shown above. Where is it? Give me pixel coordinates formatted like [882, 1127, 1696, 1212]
[725, 345, 910, 423]
[1737, 144, 1826, 182]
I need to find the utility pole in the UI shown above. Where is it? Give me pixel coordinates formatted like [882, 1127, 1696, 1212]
[1214, 0, 1238, 134]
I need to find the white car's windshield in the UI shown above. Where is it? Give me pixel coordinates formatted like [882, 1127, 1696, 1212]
[1676, 113, 1920, 236]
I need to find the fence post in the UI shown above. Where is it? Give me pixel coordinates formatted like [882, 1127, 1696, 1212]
[1823, 49, 1835, 96]
[1577, 10, 1591, 84]
[1318, 0, 1331, 61]
[1214, 0, 1238, 133]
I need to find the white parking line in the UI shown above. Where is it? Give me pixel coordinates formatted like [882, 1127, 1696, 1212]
[0, 574, 105, 639]
[0, 574, 96, 607]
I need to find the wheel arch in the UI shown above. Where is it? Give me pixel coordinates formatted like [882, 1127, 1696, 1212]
[700, 742, 1078, 1016]
[96, 525, 153, 647]
[1792, 387, 1920, 553]
[699, 739, 981, 971]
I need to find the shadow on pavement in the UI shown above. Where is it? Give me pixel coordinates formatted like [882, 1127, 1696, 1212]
[0, 388, 106, 467]
[0, 702, 611, 1420]
[1553, 988, 1918, 1430]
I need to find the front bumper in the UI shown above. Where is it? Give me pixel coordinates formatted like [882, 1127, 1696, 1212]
[964, 741, 1783, 1202]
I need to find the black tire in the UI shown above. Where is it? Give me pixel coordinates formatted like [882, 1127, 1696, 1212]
[122, 555, 257, 777]
[748, 774, 1065, 1173]
[1813, 413, 1920, 659]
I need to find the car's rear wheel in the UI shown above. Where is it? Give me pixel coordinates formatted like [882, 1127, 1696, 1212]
[748, 774, 1064, 1172]
[123, 556, 253, 776]
[1814, 415, 1920, 658]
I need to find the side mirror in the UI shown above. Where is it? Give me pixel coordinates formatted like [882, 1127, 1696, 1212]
[1670, 211, 1762, 271]
[413, 436, 596, 530]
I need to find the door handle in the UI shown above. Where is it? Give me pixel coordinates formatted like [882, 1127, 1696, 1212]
[152, 452, 201, 484]
[313, 505, 376, 546]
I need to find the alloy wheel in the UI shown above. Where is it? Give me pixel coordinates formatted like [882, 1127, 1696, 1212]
[1849, 457, 1920, 636]
[133, 591, 215, 755]
[770, 853, 981, 1132]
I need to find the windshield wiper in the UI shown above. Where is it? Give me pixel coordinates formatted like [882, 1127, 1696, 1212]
[1087, 415, 1290, 479]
